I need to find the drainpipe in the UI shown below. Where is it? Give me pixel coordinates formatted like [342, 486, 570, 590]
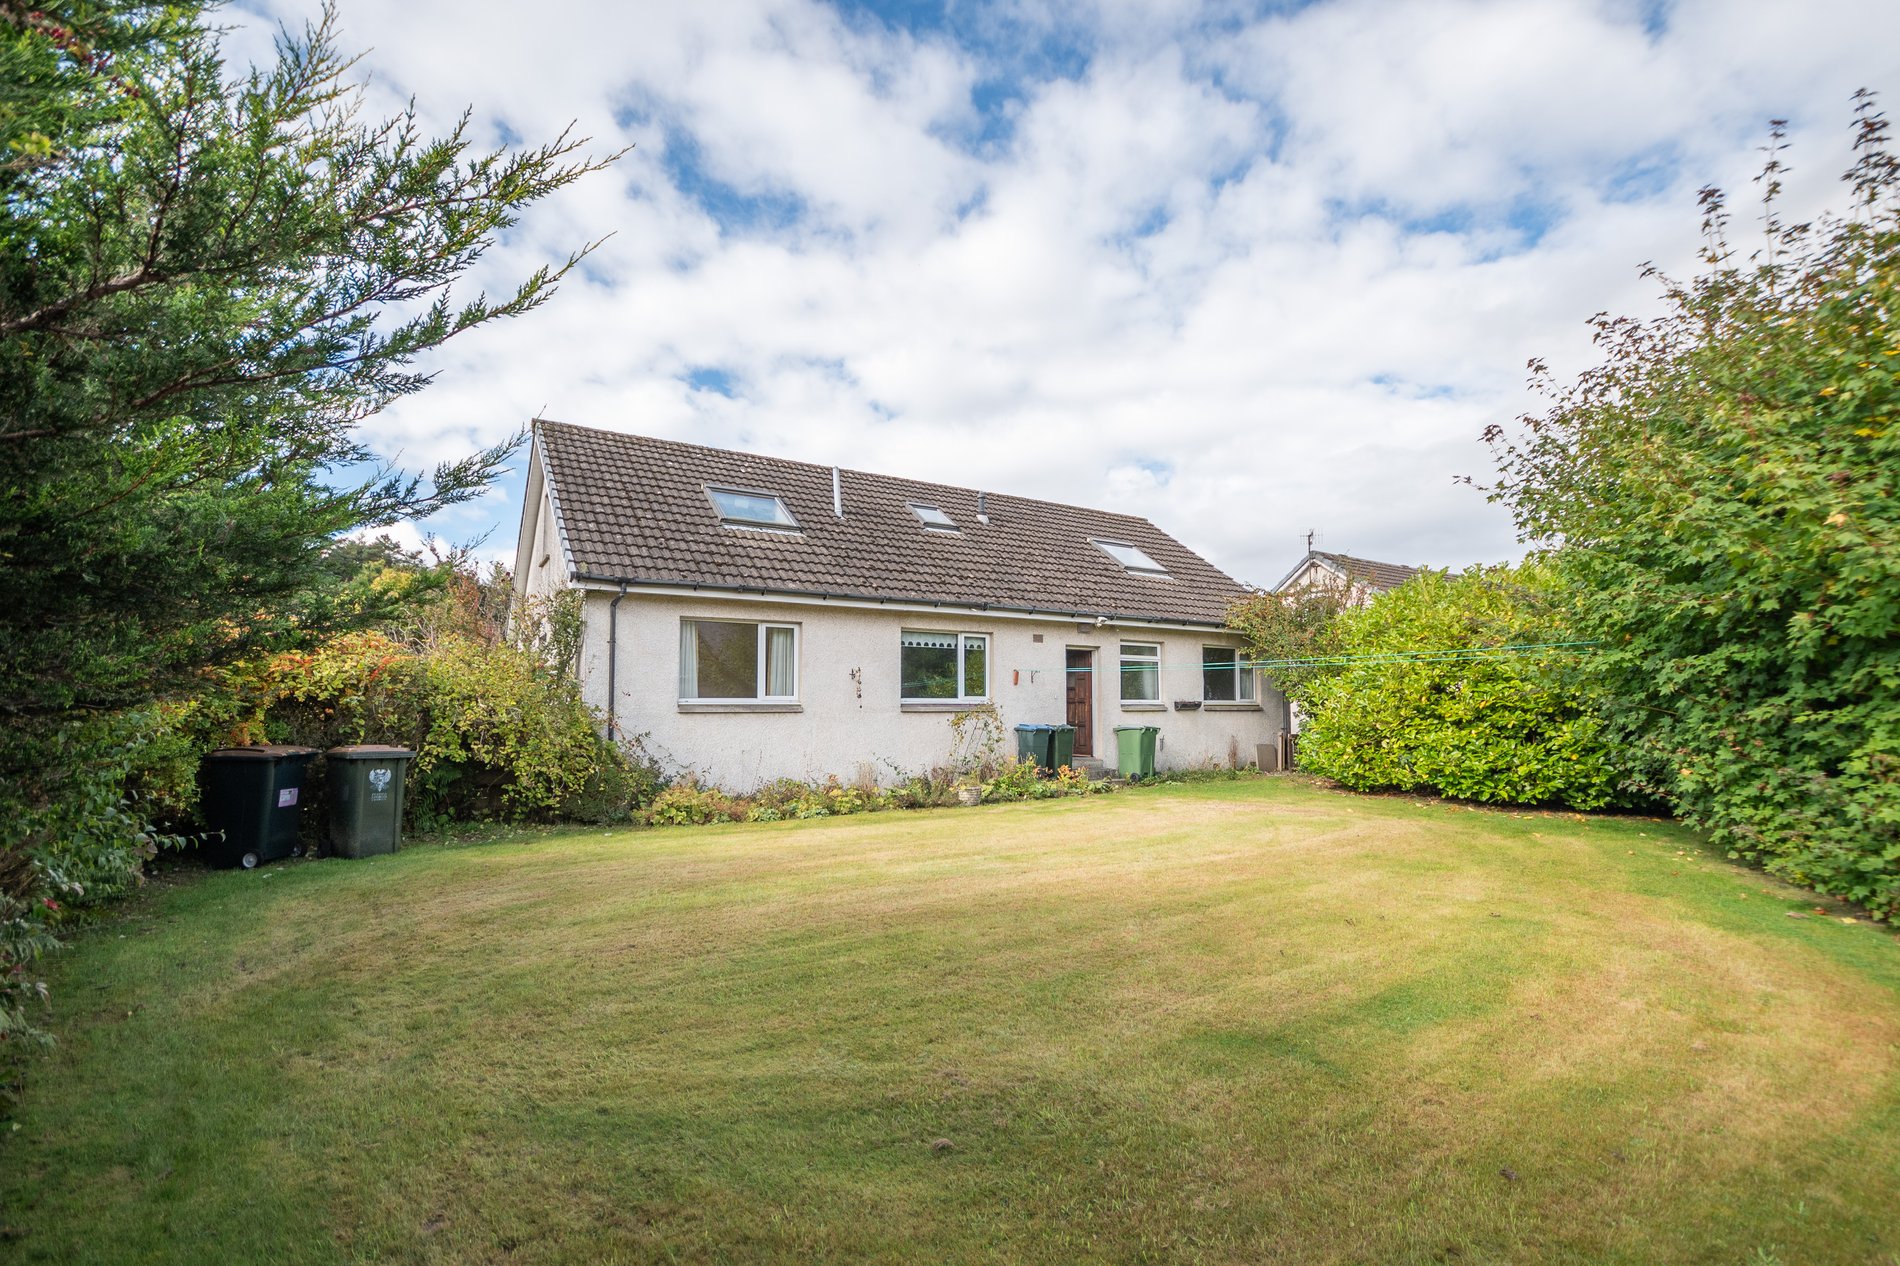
[605, 584, 628, 742]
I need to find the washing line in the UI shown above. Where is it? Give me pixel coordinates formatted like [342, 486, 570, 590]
[1047, 642, 1599, 673]
[1246, 641, 1600, 671]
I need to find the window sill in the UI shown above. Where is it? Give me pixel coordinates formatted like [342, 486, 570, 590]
[1119, 701, 1167, 712]
[677, 702, 803, 714]
[900, 700, 989, 712]
[1201, 702, 1263, 712]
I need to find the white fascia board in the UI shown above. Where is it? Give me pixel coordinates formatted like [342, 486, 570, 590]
[536, 427, 578, 584]
[568, 579, 1234, 636]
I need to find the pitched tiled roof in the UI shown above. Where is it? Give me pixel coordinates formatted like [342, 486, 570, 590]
[536, 420, 1248, 626]
[1270, 550, 1424, 593]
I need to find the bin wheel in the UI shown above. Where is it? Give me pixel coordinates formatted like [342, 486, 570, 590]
[241, 851, 260, 870]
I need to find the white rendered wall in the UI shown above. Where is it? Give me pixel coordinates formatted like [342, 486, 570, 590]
[575, 590, 1288, 791]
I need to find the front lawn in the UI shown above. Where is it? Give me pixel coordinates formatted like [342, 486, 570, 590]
[4, 777, 1899, 1264]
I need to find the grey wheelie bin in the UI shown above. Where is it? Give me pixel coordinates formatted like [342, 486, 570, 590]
[325, 745, 416, 859]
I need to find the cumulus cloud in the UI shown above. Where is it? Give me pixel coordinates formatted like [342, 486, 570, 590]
[234, 0, 1900, 584]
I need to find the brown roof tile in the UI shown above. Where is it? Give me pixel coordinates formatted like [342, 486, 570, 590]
[537, 420, 1248, 626]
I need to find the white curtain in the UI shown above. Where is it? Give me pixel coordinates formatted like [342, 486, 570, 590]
[765, 626, 795, 697]
[679, 621, 699, 698]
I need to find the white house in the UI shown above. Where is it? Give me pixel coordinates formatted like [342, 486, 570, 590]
[512, 420, 1288, 790]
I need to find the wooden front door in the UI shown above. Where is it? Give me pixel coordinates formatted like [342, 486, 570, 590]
[1066, 648, 1094, 756]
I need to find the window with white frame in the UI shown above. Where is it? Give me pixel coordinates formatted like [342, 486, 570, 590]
[1120, 642, 1160, 702]
[900, 630, 988, 701]
[679, 619, 798, 701]
[1201, 646, 1255, 702]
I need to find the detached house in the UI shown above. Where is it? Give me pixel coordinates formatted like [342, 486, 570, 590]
[513, 420, 1285, 789]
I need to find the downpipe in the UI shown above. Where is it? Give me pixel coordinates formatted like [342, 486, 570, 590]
[605, 585, 628, 742]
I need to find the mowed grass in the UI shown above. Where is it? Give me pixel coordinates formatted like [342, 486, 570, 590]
[5, 778, 1900, 1265]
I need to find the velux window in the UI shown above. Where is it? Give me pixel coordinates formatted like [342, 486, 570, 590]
[1202, 646, 1255, 703]
[1091, 538, 1167, 575]
[909, 503, 957, 531]
[679, 620, 797, 701]
[901, 630, 988, 701]
[1120, 642, 1160, 702]
[706, 485, 798, 529]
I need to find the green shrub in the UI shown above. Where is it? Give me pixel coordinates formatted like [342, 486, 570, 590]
[645, 782, 745, 826]
[1, 709, 191, 1073]
[981, 757, 1045, 802]
[1289, 563, 1633, 810]
[1488, 107, 1900, 914]
[886, 767, 962, 810]
[198, 630, 659, 831]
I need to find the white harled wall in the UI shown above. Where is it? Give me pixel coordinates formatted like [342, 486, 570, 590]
[573, 589, 1288, 791]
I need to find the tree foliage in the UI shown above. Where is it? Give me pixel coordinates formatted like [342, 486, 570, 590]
[1487, 97, 1900, 913]
[1223, 577, 1362, 696]
[1279, 564, 1632, 809]
[0, 0, 613, 1066]
[1, 1, 612, 722]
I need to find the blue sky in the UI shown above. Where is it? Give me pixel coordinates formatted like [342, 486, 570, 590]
[229, 0, 1900, 585]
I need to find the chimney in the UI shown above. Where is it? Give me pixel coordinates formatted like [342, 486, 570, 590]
[977, 491, 989, 524]
[832, 467, 843, 518]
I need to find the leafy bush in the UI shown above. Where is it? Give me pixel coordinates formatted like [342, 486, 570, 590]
[199, 629, 660, 831]
[642, 760, 1111, 827]
[1488, 103, 1900, 915]
[1288, 563, 1632, 809]
[885, 767, 963, 810]
[646, 782, 746, 827]
[980, 757, 1046, 802]
[1, 710, 188, 1077]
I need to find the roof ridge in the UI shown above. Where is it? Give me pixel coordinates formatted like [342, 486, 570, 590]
[533, 418, 1156, 527]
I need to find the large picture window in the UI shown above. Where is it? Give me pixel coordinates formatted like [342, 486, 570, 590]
[1202, 646, 1255, 703]
[901, 630, 988, 701]
[1120, 642, 1160, 702]
[679, 620, 797, 701]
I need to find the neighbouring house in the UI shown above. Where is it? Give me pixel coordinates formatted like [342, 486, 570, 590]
[1268, 546, 1426, 742]
[1271, 548, 1422, 603]
[513, 420, 1287, 789]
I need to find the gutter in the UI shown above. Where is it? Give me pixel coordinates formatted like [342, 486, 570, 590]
[571, 571, 1235, 633]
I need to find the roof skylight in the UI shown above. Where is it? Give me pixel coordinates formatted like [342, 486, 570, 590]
[909, 503, 958, 531]
[1091, 538, 1168, 575]
[706, 486, 798, 529]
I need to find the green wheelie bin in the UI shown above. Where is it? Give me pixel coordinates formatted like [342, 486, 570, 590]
[1113, 725, 1159, 780]
[198, 746, 319, 869]
[1049, 724, 1076, 771]
[326, 745, 416, 859]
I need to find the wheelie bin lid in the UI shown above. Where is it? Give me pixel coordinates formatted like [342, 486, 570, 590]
[327, 745, 416, 760]
[1013, 723, 1053, 732]
[203, 745, 320, 761]
[1112, 725, 1160, 732]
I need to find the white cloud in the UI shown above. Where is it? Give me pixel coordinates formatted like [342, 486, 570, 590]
[235, 0, 1900, 584]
